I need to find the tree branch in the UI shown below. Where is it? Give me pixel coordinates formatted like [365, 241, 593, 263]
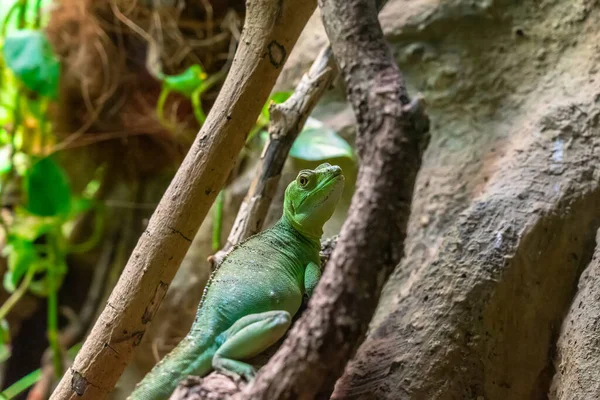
[49, 1, 317, 398]
[233, 0, 430, 397]
[209, 46, 336, 267]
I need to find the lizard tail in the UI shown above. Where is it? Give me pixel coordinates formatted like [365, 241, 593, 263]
[127, 335, 217, 400]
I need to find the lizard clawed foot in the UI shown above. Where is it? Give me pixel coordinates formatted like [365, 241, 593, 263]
[239, 365, 257, 382]
[215, 363, 257, 383]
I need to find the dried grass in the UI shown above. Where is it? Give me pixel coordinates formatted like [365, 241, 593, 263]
[45, 0, 242, 176]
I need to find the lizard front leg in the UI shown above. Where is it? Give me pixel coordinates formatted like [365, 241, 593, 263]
[304, 261, 322, 298]
[212, 310, 292, 381]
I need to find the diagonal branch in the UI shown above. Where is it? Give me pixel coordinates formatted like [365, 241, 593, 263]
[49, 1, 317, 399]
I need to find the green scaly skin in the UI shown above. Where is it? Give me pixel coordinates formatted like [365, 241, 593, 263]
[128, 163, 345, 400]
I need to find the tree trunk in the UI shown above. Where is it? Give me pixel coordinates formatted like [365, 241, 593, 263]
[335, 109, 600, 398]
[329, 1, 600, 398]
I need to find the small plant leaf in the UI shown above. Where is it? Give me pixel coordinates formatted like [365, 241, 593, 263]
[267, 91, 293, 108]
[162, 65, 207, 97]
[247, 91, 293, 143]
[24, 157, 71, 217]
[0, 319, 10, 364]
[290, 117, 354, 161]
[2, 237, 38, 293]
[2, 271, 18, 294]
[10, 209, 56, 241]
[259, 91, 293, 125]
[2, 30, 60, 99]
[0, 146, 12, 175]
[28, 260, 66, 297]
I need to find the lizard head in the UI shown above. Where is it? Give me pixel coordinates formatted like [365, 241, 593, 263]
[284, 163, 345, 239]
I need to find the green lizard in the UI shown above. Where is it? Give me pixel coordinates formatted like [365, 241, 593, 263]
[128, 163, 344, 400]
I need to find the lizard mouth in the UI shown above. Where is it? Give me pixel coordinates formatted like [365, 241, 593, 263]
[298, 171, 344, 210]
[321, 170, 343, 187]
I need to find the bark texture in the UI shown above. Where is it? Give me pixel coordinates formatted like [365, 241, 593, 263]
[550, 229, 600, 399]
[335, 119, 600, 398]
[331, 5, 600, 399]
[230, 0, 430, 398]
[49, 1, 317, 398]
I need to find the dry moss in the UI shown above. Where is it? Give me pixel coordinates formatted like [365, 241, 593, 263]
[45, 0, 244, 177]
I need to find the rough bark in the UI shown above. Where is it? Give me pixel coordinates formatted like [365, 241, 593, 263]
[327, 0, 600, 398]
[171, 376, 245, 400]
[550, 228, 600, 399]
[229, 0, 430, 398]
[333, 90, 600, 398]
[49, 1, 317, 398]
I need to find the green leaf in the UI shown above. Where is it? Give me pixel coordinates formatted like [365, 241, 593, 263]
[0, 145, 12, 175]
[24, 156, 71, 217]
[68, 197, 93, 217]
[28, 260, 65, 297]
[82, 178, 101, 198]
[12, 152, 30, 176]
[290, 117, 354, 161]
[247, 91, 294, 143]
[162, 65, 207, 97]
[2, 271, 18, 294]
[10, 210, 56, 241]
[259, 91, 293, 125]
[0, 129, 10, 145]
[2, 30, 60, 99]
[269, 91, 293, 106]
[0, 319, 10, 364]
[2, 237, 38, 293]
[0, 368, 42, 399]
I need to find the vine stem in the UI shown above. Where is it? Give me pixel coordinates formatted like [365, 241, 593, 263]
[155, 86, 171, 127]
[68, 206, 106, 254]
[0, 266, 35, 321]
[47, 229, 63, 377]
[211, 190, 225, 251]
[0, 368, 41, 400]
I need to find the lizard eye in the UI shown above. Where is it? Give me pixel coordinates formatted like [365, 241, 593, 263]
[298, 175, 309, 187]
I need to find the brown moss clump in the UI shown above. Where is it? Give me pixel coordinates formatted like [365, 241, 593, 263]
[45, 0, 244, 178]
